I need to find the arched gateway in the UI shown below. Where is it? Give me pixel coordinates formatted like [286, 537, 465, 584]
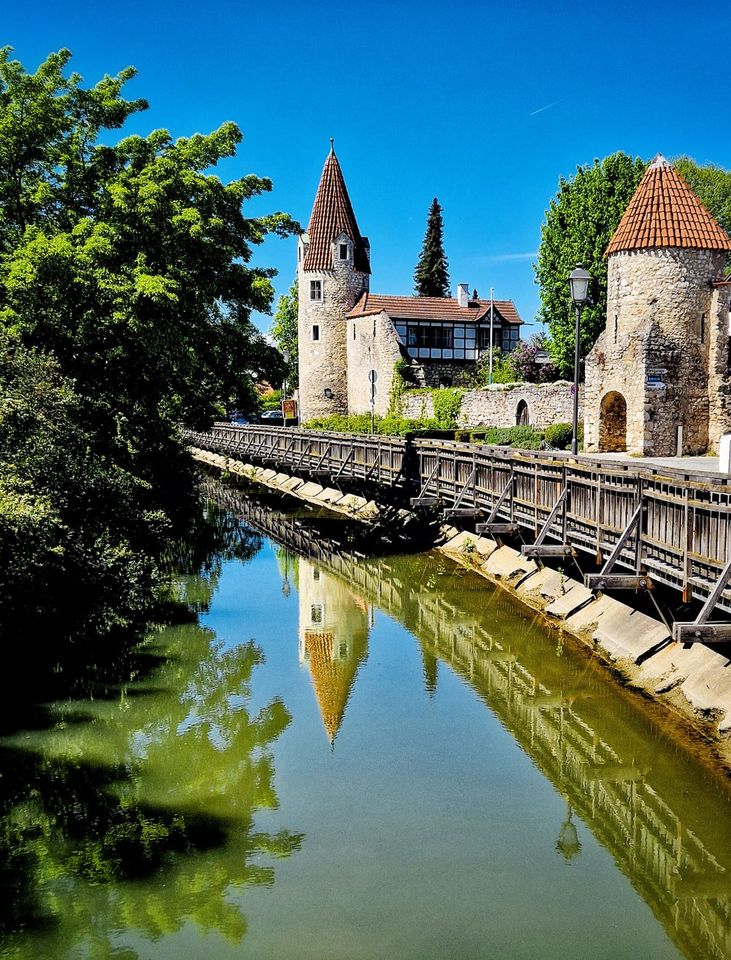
[516, 399, 530, 426]
[599, 392, 627, 452]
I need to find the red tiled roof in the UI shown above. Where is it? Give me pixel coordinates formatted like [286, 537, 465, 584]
[346, 293, 523, 325]
[303, 148, 370, 273]
[606, 154, 731, 255]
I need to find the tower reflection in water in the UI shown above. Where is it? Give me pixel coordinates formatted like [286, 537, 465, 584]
[297, 555, 369, 744]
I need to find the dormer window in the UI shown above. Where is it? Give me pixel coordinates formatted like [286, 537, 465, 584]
[339, 243, 348, 260]
[310, 280, 322, 301]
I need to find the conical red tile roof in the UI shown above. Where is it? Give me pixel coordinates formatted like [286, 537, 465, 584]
[303, 147, 370, 273]
[606, 154, 731, 255]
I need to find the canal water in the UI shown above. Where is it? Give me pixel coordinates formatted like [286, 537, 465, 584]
[2, 484, 731, 960]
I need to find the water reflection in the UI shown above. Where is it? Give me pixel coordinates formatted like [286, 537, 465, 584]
[216, 484, 731, 960]
[297, 555, 370, 744]
[0, 505, 302, 959]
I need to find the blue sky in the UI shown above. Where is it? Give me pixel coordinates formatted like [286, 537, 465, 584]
[4, 0, 729, 333]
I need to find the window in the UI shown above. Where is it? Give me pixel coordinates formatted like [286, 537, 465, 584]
[479, 326, 502, 350]
[312, 324, 320, 341]
[310, 280, 322, 301]
[353, 324, 356, 340]
[339, 243, 348, 260]
[310, 604, 322, 624]
[701, 313, 706, 344]
[614, 314, 618, 343]
[313, 569, 320, 581]
[407, 325, 454, 349]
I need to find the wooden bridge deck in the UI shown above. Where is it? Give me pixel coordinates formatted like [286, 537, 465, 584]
[188, 424, 731, 617]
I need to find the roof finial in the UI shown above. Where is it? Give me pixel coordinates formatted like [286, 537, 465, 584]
[650, 153, 669, 168]
[329, 137, 335, 155]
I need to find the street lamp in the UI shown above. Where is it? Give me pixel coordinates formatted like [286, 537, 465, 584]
[568, 264, 591, 456]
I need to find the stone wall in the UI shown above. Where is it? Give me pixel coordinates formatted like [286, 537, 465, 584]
[707, 284, 731, 451]
[297, 234, 369, 422]
[399, 381, 581, 429]
[585, 248, 728, 456]
[347, 310, 404, 417]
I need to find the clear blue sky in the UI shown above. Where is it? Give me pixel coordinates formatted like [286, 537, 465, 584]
[4, 0, 730, 333]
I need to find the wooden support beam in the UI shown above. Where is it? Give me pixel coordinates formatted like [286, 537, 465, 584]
[411, 460, 441, 507]
[443, 507, 483, 519]
[476, 522, 518, 536]
[410, 496, 441, 508]
[521, 544, 575, 558]
[485, 473, 515, 524]
[533, 486, 568, 547]
[596, 498, 644, 575]
[672, 622, 731, 643]
[584, 574, 653, 592]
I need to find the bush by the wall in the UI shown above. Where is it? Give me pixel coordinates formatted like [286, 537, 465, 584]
[543, 423, 572, 450]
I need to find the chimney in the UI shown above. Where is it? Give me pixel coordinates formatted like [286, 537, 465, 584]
[457, 283, 469, 307]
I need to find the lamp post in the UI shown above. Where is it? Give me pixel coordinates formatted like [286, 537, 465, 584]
[568, 264, 591, 456]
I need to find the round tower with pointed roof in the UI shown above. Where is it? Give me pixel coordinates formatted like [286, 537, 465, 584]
[584, 154, 731, 456]
[297, 144, 370, 421]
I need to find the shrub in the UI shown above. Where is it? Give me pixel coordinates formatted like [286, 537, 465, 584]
[544, 422, 573, 449]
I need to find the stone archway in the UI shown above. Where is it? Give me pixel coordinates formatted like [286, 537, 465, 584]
[599, 391, 627, 452]
[516, 399, 530, 427]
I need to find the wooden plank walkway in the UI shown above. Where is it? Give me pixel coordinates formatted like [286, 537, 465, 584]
[188, 424, 731, 615]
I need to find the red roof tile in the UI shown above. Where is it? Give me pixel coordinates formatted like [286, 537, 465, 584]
[303, 148, 370, 273]
[346, 293, 522, 325]
[606, 154, 731, 255]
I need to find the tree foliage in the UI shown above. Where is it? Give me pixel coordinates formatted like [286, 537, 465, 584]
[271, 278, 298, 387]
[414, 197, 450, 297]
[0, 48, 296, 637]
[535, 152, 647, 378]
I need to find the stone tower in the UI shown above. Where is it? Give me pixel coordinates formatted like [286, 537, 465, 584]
[297, 145, 370, 421]
[584, 155, 731, 456]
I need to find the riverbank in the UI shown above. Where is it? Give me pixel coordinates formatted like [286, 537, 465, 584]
[192, 446, 731, 775]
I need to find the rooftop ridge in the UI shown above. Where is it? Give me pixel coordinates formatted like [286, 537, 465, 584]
[606, 156, 731, 255]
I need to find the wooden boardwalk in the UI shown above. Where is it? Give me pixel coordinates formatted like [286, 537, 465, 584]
[188, 424, 731, 622]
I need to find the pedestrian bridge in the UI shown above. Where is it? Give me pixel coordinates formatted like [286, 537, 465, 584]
[187, 423, 731, 627]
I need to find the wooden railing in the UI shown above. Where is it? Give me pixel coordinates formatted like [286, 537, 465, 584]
[188, 424, 731, 616]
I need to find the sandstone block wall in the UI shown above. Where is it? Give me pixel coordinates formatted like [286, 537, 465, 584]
[399, 381, 581, 429]
[347, 311, 403, 417]
[298, 238, 369, 422]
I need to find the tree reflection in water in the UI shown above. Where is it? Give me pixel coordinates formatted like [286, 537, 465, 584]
[0, 505, 302, 959]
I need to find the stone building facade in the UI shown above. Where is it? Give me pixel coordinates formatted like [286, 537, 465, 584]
[584, 155, 731, 456]
[297, 148, 523, 422]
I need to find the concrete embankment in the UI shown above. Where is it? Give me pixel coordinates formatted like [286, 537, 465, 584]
[192, 446, 731, 770]
[439, 528, 731, 769]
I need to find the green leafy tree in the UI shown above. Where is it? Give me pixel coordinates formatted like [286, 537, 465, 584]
[0, 48, 297, 637]
[271, 278, 298, 387]
[414, 197, 450, 297]
[535, 152, 647, 378]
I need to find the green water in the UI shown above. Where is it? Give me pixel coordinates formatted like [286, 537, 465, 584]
[2, 491, 731, 960]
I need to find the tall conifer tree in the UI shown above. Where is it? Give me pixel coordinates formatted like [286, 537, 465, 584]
[414, 198, 450, 297]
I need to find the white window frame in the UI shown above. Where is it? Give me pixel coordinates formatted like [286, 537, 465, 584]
[310, 279, 322, 301]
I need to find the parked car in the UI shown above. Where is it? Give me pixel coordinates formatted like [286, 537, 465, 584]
[227, 410, 250, 425]
[260, 410, 284, 425]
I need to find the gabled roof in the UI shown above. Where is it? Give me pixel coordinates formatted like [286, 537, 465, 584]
[346, 293, 523, 325]
[606, 154, 731, 255]
[303, 146, 371, 273]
